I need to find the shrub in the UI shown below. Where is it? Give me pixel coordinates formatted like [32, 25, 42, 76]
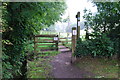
[75, 38, 91, 57]
[75, 34, 116, 58]
[90, 34, 115, 57]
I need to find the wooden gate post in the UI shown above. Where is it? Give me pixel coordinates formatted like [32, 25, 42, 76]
[66, 33, 69, 44]
[34, 36, 36, 54]
[56, 35, 59, 51]
[59, 32, 60, 37]
[54, 35, 59, 51]
[34, 36, 38, 56]
[76, 12, 80, 40]
[71, 27, 77, 63]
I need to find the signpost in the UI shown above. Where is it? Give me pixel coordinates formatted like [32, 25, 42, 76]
[76, 12, 80, 40]
[71, 27, 77, 63]
[71, 11, 80, 63]
[54, 35, 59, 51]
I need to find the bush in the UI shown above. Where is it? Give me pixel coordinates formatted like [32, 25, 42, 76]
[75, 34, 117, 58]
[90, 34, 115, 57]
[75, 38, 91, 57]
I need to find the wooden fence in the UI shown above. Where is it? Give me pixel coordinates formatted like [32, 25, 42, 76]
[40, 31, 72, 49]
[34, 35, 59, 53]
[59, 37, 72, 49]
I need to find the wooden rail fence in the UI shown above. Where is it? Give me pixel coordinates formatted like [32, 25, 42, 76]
[58, 32, 72, 50]
[35, 30, 77, 63]
[34, 35, 59, 53]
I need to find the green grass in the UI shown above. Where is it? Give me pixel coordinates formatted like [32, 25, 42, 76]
[75, 57, 119, 78]
[27, 37, 60, 78]
[27, 51, 60, 78]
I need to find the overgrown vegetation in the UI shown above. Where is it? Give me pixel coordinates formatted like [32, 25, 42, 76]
[75, 34, 117, 58]
[75, 2, 120, 58]
[2, 2, 66, 78]
[75, 2, 119, 78]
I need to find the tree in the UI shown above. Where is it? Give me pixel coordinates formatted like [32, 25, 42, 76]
[83, 2, 120, 39]
[2, 2, 66, 78]
[81, 2, 120, 58]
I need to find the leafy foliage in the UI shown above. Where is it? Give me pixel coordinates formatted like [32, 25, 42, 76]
[75, 34, 116, 58]
[75, 2, 120, 58]
[75, 38, 90, 57]
[84, 2, 120, 38]
[90, 34, 115, 57]
[2, 2, 66, 78]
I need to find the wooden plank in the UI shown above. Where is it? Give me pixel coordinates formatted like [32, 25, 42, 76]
[67, 38, 72, 39]
[34, 41, 55, 43]
[38, 46, 56, 48]
[34, 35, 57, 37]
[60, 41, 71, 43]
[37, 43, 56, 46]
[59, 37, 71, 39]
[39, 39, 53, 41]
[59, 38, 66, 39]
[65, 44, 71, 46]
[60, 40, 71, 41]
[38, 40, 53, 42]
[66, 45, 72, 47]
[39, 47, 57, 50]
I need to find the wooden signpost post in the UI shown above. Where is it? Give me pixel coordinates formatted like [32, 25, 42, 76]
[76, 12, 80, 40]
[71, 27, 77, 63]
[54, 35, 59, 51]
[71, 12, 80, 63]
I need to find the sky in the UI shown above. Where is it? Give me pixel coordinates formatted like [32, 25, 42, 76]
[62, 0, 97, 23]
[55, 0, 98, 32]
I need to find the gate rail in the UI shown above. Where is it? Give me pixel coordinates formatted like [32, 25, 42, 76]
[34, 35, 58, 53]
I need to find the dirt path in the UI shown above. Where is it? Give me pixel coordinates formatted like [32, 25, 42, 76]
[51, 52, 95, 78]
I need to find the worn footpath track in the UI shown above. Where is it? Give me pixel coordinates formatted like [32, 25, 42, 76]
[51, 45, 95, 78]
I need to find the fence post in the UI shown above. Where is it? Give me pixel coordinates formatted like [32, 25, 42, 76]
[76, 12, 80, 40]
[56, 35, 59, 51]
[59, 32, 60, 37]
[54, 35, 59, 51]
[34, 36, 38, 55]
[71, 27, 77, 63]
[66, 33, 69, 44]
